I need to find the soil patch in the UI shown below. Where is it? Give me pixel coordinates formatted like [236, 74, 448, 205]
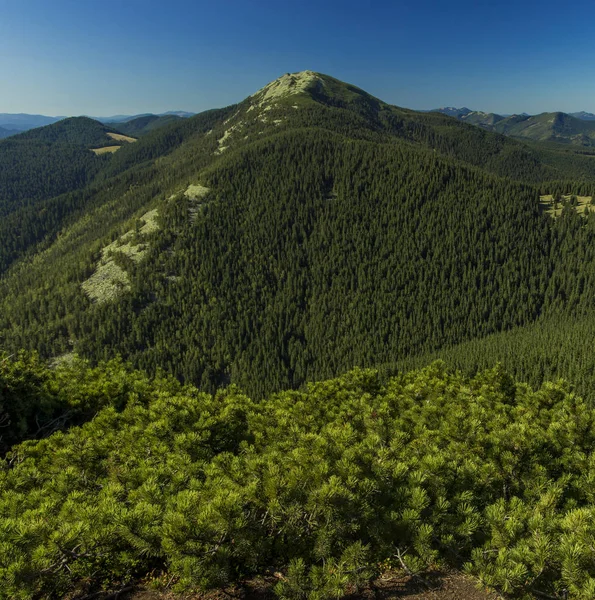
[125, 571, 503, 600]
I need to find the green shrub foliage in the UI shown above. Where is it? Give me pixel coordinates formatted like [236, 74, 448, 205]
[2, 358, 595, 598]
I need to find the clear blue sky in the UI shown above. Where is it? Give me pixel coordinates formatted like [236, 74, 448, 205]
[2, 0, 595, 116]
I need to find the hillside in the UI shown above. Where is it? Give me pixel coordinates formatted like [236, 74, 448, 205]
[0, 118, 118, 212]
[1, 71, 595, 400]
[490, 111, 595, 145]
[13, 116, 123, 146]
[0, 117, 141, 273]
[96, 111, 194, 123]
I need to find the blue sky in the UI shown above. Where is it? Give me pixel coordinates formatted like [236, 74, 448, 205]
[2, 0, 595, 116]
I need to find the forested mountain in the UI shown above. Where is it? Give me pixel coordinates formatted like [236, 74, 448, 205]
[434, 107, 595, 146]
[0, 120, 114, 223]
[95, 111, 194, 123]
[7, 69, 595, 598]
[490, 112, 595, 145]
[0, 112, 193, 134]
[13, 116, 123, 146]
[111, 113, 183, 136]
[1, 70, 595, 400]
[0, 117, 137, 273]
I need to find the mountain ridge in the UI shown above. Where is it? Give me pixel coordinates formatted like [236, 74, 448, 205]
[432, 106, 595, 121]
[0, 111, 195, 137]
[432, 106, 595, 145]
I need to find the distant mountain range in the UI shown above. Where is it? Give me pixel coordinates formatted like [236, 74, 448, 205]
[111, 114, 185, 136]
[0, 113, 64, 133]
[94, 110, 195, 123]
[571, 111, 595, 120]
[4, 107, 595, 144]
[429, 106, 473, 118]
[431, 107, 595, 121]
[430, 107, 595, 145]
[0, 111, 195, 137]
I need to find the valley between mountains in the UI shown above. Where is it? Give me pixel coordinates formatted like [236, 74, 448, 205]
[3, 71, 595, 599]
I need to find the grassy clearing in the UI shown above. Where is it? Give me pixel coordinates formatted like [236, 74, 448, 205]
[81, 257, 131, 303]
[185, 184, 210, 221]
[49, 352, 76, 368]
[139, 208, 160, 234]
[184, 184, 210, 200]
[107, 132, 137, 143]
[215, 122, 244, 154]
[91, 145, 121, 155]
[81, 209, 159, 303]
[539, 194, 594, 217]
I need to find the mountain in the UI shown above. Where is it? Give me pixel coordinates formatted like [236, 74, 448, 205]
[95, 111, 195, 123]
[2, 70, 595, 401]
[0, 117, 124, 210]
[0, 112, 63, 131]
[93, 112, 154, 123]
[459, 110, 505, 128]
[161, 110, 195, 118]
[439, 108, 595, 146]
[571, 110, 595, 120]
[0, 116, 139, 272]
[13, 116, 128, 145]
[488, 111, 595, 145]
[0, 111, 194, 132]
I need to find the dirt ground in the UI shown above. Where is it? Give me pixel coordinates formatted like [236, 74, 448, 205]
[128, 571, 503, 600]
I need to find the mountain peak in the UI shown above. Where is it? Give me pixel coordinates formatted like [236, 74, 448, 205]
[248, 70, 383, 114]
[251, 71, 324, 103]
